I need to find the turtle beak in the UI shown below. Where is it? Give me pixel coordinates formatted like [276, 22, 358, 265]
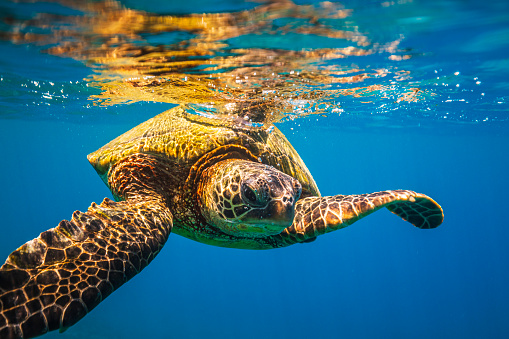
[267, 179, 301, 226]
[266, 200, 295, 226]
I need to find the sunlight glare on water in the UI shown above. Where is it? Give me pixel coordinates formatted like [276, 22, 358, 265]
[0, 0, 507, 127]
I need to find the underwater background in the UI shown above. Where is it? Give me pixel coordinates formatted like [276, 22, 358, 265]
[0, 0, 508, 338]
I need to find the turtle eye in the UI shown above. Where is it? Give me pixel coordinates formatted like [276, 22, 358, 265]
[241, 183, 263, 207]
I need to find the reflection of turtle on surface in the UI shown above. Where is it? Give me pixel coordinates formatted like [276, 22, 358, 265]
[0, 106, 443, 338]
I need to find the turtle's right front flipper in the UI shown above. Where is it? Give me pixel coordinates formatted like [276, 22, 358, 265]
[272, 190, 443, 247]
[0, 197, 172, 339]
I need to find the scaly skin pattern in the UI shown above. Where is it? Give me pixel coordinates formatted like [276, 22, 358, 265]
[270, 190, 444, 247]
[0, 153, 173, 339]
[198, 159, 301, 239]
[0, 197, 172, 338]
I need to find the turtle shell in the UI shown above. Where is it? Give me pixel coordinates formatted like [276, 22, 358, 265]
[87, 105, 320, 198]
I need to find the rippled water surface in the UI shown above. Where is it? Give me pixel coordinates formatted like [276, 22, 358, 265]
[1, 0, 508, 124]
[1, 0, 508, 338]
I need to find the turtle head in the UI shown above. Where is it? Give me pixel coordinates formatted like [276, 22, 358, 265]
[198, 159, 302, 238]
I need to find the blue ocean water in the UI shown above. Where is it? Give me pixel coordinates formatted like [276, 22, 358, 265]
[0, 0, 508, 338]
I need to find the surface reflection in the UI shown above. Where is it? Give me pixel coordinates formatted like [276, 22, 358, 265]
[2, 0, 422, 124]
[4, 0, 503, 126]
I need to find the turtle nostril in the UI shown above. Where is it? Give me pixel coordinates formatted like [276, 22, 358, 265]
[282, 196, 294, 205]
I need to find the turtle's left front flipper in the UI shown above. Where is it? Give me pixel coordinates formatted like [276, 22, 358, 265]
[0, 197, 172, 339]
[273, 190, 443, 247]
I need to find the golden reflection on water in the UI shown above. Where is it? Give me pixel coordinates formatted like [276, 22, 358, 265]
[4, 0, 420, 123]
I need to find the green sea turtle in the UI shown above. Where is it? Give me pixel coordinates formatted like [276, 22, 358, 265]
[0, 106, 443, 338]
